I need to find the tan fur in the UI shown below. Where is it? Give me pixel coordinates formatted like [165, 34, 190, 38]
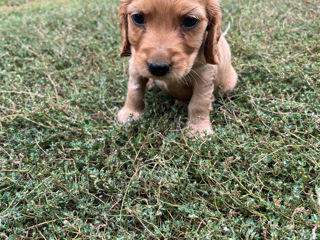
[118, 0, 237, 136]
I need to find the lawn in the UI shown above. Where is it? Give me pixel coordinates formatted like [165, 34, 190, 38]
[0, 0, 319, 239]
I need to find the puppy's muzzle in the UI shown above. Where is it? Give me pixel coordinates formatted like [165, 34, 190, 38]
[148, 62, 171, 77]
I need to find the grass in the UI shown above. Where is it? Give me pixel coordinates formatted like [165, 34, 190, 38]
[0, 0, 319, 239]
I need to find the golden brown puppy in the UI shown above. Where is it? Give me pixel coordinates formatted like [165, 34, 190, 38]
[118, 0, 237, 136]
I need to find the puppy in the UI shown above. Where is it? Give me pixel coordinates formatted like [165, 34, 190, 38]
[117, 0, 237, 136]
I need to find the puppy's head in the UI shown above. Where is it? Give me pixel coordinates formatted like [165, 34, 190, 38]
[119, 0, 221, 80]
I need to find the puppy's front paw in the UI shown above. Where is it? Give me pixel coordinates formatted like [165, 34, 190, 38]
[118, 107, 143, 123]
[185, 123, 213, 138]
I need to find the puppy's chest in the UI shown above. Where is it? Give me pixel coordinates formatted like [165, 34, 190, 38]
[154, 79, 193, 101]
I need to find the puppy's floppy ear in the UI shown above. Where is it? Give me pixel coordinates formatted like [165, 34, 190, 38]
[119, 0, 131, 57]
[204, 0, 222, 64]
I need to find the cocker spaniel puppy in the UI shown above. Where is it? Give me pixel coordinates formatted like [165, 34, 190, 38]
[117, 0, 237, 136]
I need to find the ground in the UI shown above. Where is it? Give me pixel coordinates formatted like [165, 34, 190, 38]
[0, 0, 319, 239]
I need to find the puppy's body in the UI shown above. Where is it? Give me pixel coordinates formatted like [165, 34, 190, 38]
[118, 0, 237, 136]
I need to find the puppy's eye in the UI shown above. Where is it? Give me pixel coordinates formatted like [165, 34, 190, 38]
[182, 17, 199, 28]
[131, 14, 145, 26]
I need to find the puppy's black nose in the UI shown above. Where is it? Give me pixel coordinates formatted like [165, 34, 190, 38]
[148, 62, 171, 77]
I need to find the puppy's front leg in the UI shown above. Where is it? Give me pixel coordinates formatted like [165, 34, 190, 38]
[118, 73, 148, 123]
[186, 67, 214, 136]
